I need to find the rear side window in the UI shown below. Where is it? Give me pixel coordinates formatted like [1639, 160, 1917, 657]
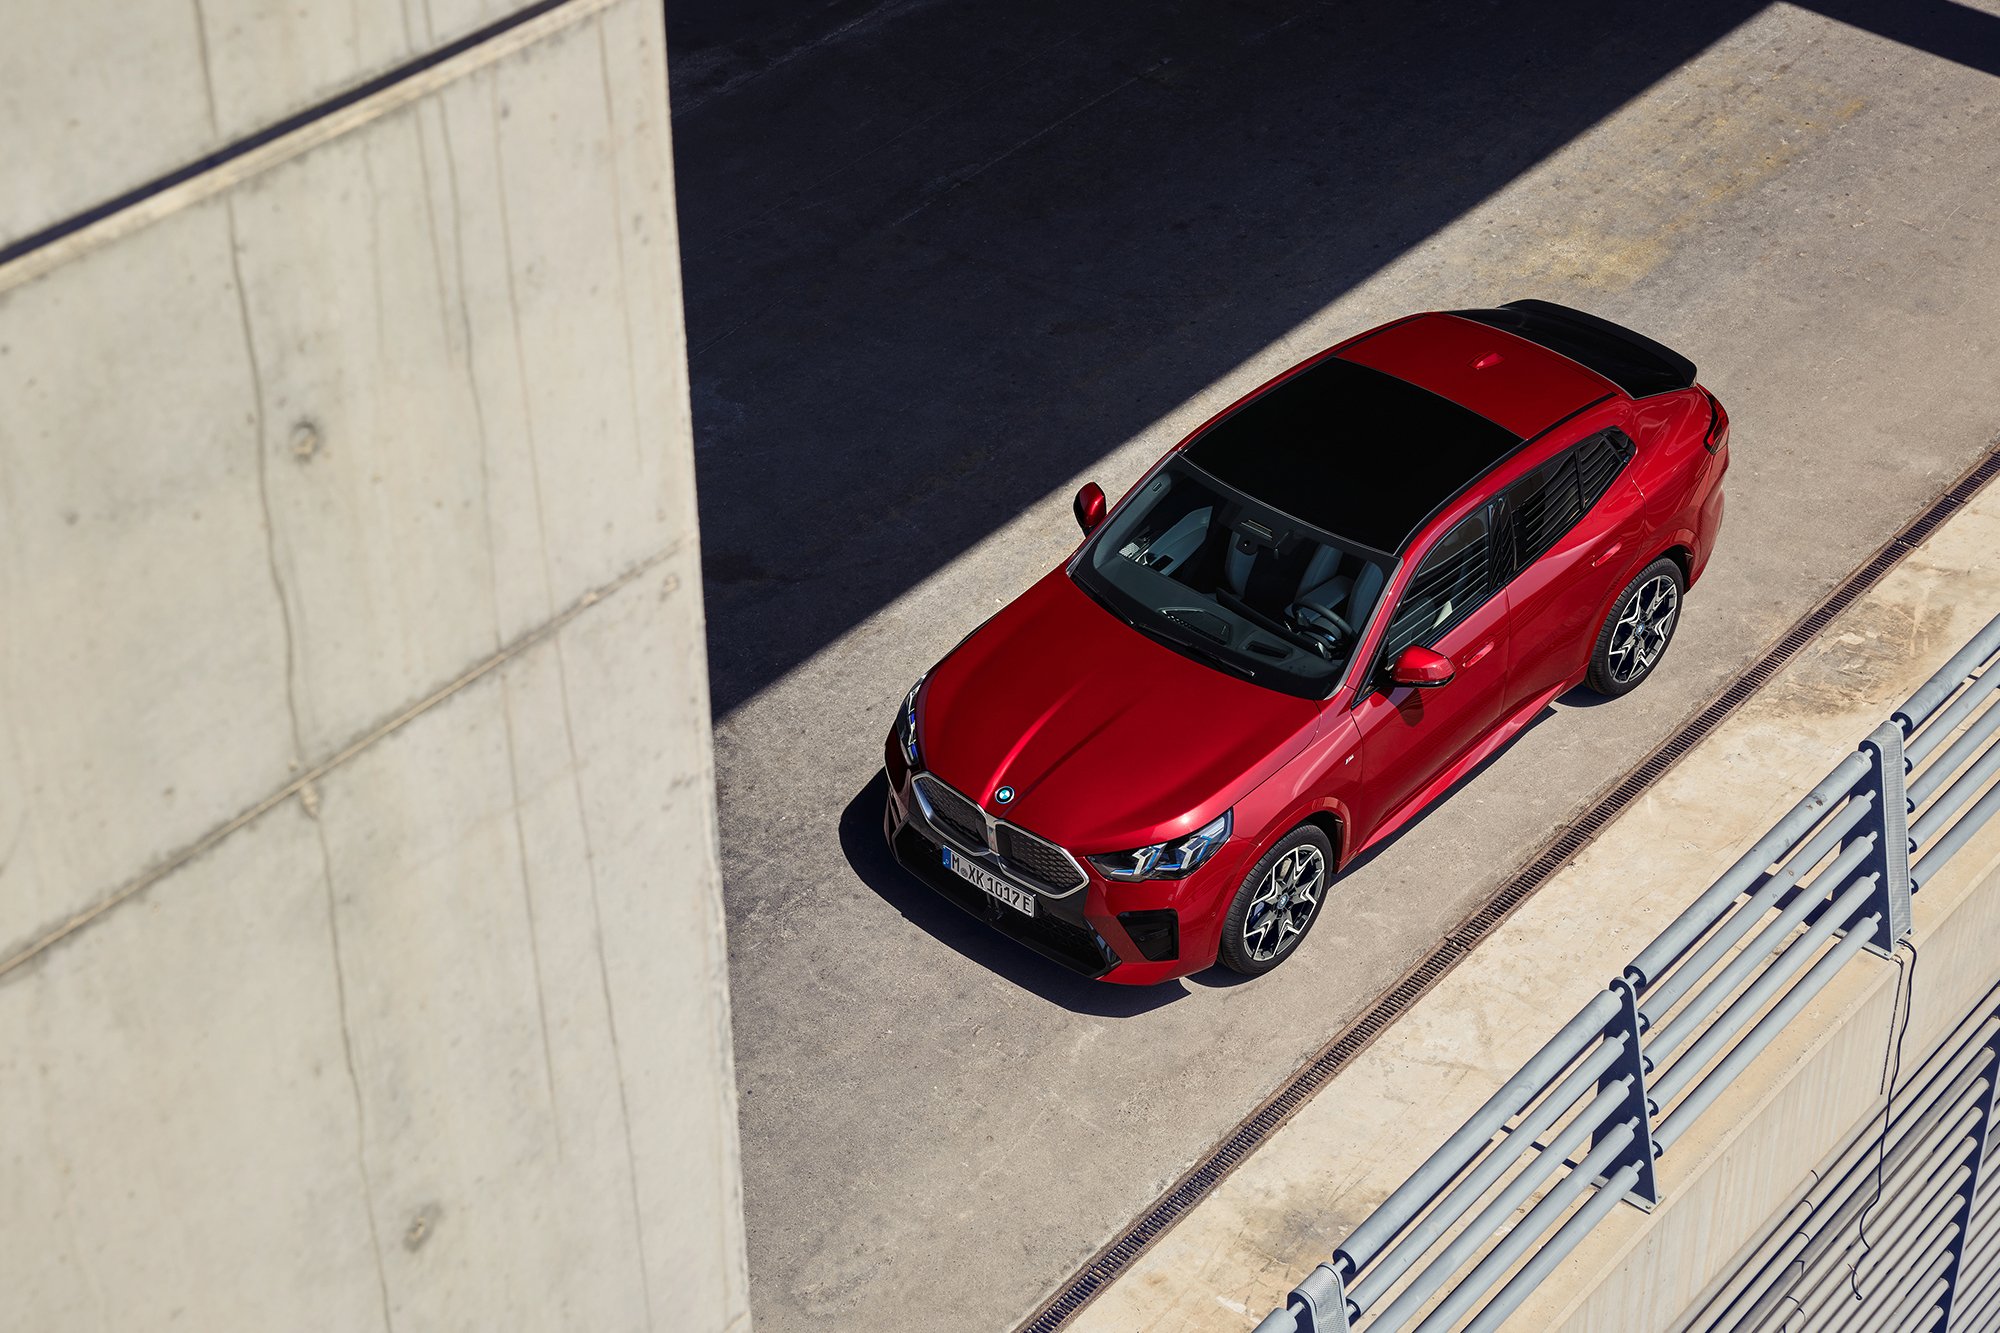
[1507, 430, 1633, 569]
[1380, 510, 1493, 662]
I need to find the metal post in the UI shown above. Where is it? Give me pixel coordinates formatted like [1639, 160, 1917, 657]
[1593, 978, 1661, 1208]
[1264, 1263, 1349, 1333]
[1937, 1037, 2000, 1333]
[1850, 721, 1915, 955]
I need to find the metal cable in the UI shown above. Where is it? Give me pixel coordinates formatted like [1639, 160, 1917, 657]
[1851, 939, 1923, 1300]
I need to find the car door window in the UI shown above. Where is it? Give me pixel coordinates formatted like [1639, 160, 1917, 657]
[1507, 430, 1634, 569]
[1378, 509, 1494, 665]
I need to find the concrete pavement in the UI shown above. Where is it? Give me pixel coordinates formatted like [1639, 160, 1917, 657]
[668, 2, 2000, 1329]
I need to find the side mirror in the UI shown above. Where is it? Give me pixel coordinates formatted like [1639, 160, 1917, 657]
[1073, 482, 1107, 535]
[1389, 644, 1455, 689]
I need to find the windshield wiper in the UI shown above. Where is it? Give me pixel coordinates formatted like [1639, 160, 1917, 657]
[1147, 621, 1257, 680]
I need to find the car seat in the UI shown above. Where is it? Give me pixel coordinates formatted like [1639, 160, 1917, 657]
[1289, 557, 1385, 641]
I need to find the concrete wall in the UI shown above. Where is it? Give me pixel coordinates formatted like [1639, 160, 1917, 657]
[0, 2, 750, 1329]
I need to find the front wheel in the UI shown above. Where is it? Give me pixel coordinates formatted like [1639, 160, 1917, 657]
[1586, 557, 1685, 697]
[1217, 823, 1335, 976]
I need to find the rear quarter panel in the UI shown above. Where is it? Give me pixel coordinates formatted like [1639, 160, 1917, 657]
[1591, 386, 1726, 637]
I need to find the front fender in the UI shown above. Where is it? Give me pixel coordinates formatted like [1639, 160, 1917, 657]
[1232, 709, 1363, 873]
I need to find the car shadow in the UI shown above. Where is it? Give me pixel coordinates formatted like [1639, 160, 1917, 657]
[837, 773, 1187, 1016]
[1334, 703, 1563, 878]
[1184, 965, 1261, 991]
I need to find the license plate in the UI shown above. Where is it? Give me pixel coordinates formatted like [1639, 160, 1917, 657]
[942, 846, 1036, 916]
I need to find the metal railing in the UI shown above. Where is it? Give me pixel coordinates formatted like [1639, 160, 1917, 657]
[1254, 610, 2000, 1333]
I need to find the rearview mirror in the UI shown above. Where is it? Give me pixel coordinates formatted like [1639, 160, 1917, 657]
[1389, 644, 1454, 689]
[1073, 482, 1107, 535]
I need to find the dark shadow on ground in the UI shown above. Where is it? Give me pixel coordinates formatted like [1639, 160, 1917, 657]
[668, 0, 2000, 721]
[667, 0, 1784, 716]
[838, 772, 1186, 1015]
[1336, 704, 1563, 879]
[1806, 0, 2000, 80]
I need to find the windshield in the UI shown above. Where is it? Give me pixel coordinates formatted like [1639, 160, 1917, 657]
[1069, 458, 1393, 698]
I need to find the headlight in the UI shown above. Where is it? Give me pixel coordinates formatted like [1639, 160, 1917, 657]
[897, 674, 926, 766]
[1089, 810, 1231, 881]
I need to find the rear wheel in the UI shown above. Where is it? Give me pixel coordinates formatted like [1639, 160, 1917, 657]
[1586, 557, 1684, 697]
[1217, 823, 1335, 976]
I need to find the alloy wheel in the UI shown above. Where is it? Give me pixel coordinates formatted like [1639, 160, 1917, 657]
[1607, 574, 1679, 685]
[1242, 844, 1325, 963]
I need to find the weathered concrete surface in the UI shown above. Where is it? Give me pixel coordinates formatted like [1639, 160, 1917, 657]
[1066, 392, 2000, 1333]
[0, 2, 748, 1329]
[0, 0, 536, 246]
[668, 1, 2000, 1329]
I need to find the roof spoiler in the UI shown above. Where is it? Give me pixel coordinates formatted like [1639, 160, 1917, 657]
[1452, 299, 1696, 399]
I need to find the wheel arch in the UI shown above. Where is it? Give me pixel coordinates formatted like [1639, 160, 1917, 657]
[1224, 798, 1349, 894]
[1302, 810, 1348, 869]
[1659, 540, 1695, 586]
[1592, 537, 1695, 641]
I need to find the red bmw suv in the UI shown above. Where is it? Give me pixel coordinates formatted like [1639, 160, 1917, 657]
[883, 301, 1729, 984]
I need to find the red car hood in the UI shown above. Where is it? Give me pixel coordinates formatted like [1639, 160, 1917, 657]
[919, 568, 1321, 852]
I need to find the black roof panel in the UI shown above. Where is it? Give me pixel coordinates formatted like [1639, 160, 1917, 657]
[1454, 299, 1696, 398]
[1182, 355, 1520, 554]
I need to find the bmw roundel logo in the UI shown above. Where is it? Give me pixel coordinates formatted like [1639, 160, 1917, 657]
[994, 785, 1016, 805]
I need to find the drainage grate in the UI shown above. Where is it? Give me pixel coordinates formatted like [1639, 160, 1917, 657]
[1016, 943, 1473, 1332]
[1014, 440, 2000, 1333]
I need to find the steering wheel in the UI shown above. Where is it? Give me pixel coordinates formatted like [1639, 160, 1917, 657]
[1290, 598, 1354, 657]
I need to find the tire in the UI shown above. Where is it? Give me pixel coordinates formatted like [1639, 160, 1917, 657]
[1217, 823, 1335, 976]
[1585, 557, 1685, 698]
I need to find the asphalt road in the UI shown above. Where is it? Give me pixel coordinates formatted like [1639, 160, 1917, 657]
[666, 2, 2000, 1328]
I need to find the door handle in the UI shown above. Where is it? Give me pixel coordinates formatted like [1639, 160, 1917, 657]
[1458, 640, 1495, 669]
[1590, 541, 1625, 569]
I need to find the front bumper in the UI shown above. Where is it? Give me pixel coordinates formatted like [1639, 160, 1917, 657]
[886, 810, 1117, 977]
[881, 733, 1232, 984]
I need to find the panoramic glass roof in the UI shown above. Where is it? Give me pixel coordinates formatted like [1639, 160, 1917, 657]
[1181, 355, 1521, 554]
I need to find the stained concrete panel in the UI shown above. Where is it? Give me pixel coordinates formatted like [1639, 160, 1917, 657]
[0, 563, 733, 1329]
[0, 0, 527, 248]
[0, 802, 394, 1330]
[0, 200, 296, 951]
[1, 6, 684, 946]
